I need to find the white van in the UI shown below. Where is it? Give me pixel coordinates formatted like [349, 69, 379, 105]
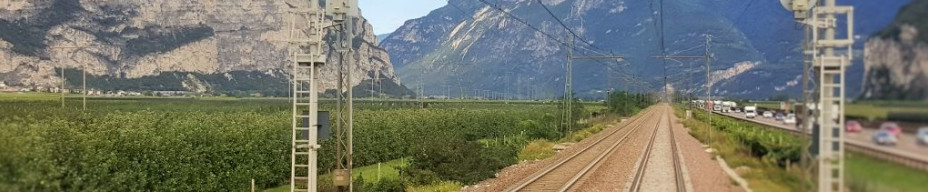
[721, 101, 733, 113]
[744, 106, 757, 118]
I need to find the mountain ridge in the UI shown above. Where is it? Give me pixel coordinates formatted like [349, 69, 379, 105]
[381, 0, 910, 99]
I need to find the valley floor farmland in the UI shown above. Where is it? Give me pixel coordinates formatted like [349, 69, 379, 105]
[0, 94, 598, 191]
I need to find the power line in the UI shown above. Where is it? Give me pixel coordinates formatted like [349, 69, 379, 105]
[475, 0, 608, 57]
[476, 0, 570, 47]
[445, 0, 475, 20]
[474, 0, 651, 96]
[474, 0, 630, 78]
[535, 0, 605, 52]
[648, 0, 670, 101]
[722, 0, 757, 33]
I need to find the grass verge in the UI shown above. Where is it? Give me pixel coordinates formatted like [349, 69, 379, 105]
[678, 106, 928, 192]
[847, 152, 928, 192]
[518, 140, 557, 161]
[561, 114, 623, 143]
[673, 107, 806, 192]
[264, 158, 409, 192]
[405, 181, 462, 192]
[518, 113, 629, 162]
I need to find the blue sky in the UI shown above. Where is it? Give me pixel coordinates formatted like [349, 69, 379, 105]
[359, 0, 447, 35]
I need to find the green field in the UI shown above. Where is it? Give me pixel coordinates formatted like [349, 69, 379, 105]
[0, 92, 77, 101]
[847, 152, 928, 192]
[0, 92, 607, 191]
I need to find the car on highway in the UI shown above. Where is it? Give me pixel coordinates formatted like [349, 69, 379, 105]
[880, 122, 902, 137]
[917, 127, 928, 146]
[783, 113, 796, 124]
[846, 120, 863, 132]
[774, 113, 785, 121]
[762, 111, 774, 118]
[873, 130, 898, 146]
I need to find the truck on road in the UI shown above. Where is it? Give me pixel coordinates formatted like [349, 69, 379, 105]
[745, 106, 757, 118]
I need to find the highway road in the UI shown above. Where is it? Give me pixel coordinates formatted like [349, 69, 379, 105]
[713, 110, 928, 171]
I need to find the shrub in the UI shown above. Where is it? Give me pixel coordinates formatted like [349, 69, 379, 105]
[518, 140, 556, 161]
[521, 120, 559, 140]
[402, 138, 518, 185]
[362, 179, 405, 192]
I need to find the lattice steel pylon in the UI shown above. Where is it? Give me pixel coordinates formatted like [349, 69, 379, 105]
[810, 2, 854, 191]
[287, 1, 326, 191]
[561, 36, 574, 133]
[327, 0, 359, 191]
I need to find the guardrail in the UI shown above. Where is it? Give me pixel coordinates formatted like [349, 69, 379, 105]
[844, 140, 928, 172]
[711, 111, 928, 172]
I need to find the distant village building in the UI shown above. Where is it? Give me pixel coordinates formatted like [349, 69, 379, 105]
[153, 91, 187, 96]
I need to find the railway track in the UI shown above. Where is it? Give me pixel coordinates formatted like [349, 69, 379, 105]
[628, 108, 686, 192]
[504, 108, 659, 192]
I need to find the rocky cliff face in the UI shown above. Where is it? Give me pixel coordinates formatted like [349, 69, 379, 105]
[864, 36, 928, 100]
[0, 0, 408, 96]
[864, 0, 928, 101]
[380, 0, 907, 99]
[863, 0, 928, 100]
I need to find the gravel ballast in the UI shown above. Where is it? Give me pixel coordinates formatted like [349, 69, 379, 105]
[670, 108, 744, 192]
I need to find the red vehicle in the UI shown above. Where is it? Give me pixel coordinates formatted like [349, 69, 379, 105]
[846, 121, 862, 132]
[880, 122, 902, 137]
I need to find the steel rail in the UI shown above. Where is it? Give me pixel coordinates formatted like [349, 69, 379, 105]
[505, 108, 658, 192]
[629, 108, 685, 192]
[628, 110, 663, 192]
[668, 109, 687, 192]
[556, 109, 661, 191]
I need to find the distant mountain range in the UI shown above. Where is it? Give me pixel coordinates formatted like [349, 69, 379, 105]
[380, 0, 912, 99]
[376, 33, 391, 44]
